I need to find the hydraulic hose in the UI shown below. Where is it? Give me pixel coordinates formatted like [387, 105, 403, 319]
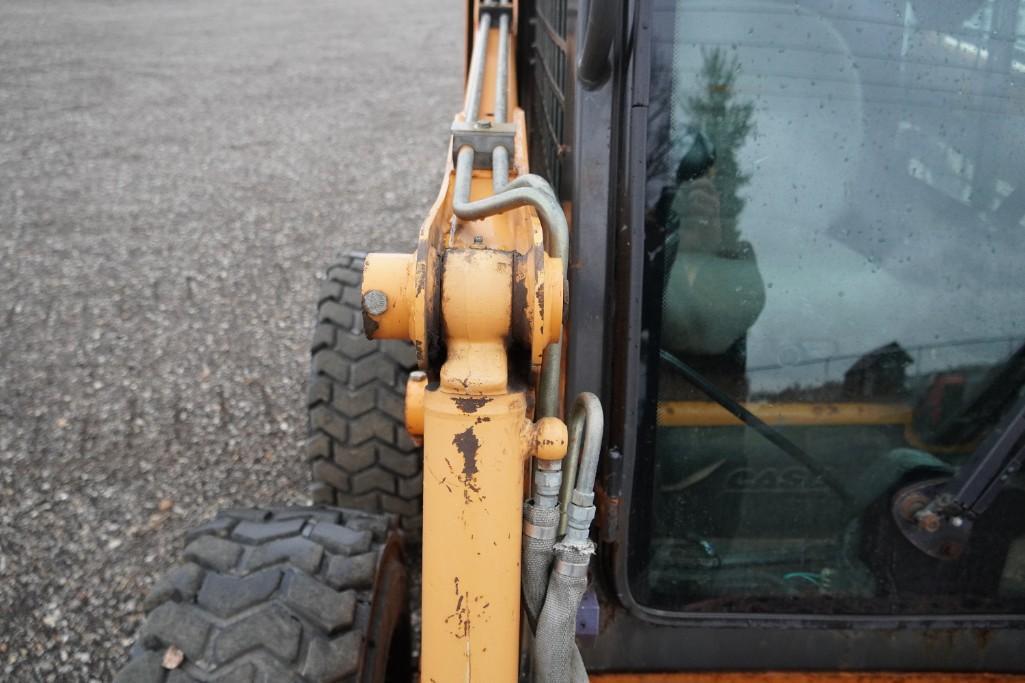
[492, 145, 509, 191]
[494, 11, 510, 122]
[522, 503, 560, 625]
[452, 153, 568, 419]
[533, 542, 591, 683]
[492, 7, 511, 191]
[464, 13, 492, 122]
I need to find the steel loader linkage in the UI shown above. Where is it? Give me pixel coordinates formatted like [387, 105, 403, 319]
[359, 2, 603, 681]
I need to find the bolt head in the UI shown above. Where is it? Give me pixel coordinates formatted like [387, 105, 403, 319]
[363, 289, 389, 316]
[474, 119, 492, 129]
[916, 510, 941, 533]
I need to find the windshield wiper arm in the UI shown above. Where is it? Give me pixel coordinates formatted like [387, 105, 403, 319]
[934, 338, 1025, 444]
[893, 393, 1025, 560]
[659, 349, 856, 506]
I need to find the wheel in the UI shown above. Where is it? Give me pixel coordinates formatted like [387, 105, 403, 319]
[114, 507, 413, 683]
[307, 254, 423, 536]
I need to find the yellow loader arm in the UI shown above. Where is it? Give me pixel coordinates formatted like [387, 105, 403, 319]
[358, 2, 601, 680]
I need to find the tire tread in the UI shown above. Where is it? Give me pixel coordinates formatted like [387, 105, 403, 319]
[307, 256, 422, 536]
[115, 507, 396, 683]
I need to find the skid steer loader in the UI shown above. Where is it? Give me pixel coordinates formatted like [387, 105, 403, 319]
[117, 0, 1025, 680]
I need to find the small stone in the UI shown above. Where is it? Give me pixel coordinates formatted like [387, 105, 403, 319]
[161, 645, 184, 669]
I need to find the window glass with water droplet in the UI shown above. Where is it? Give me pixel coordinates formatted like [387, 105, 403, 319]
[635, 0, 1025, 615]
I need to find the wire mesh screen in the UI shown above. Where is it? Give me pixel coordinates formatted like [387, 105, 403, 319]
[527, 0, 570, 195]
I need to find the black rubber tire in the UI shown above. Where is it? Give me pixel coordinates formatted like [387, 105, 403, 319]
[114, 506, 413, 683]
[307, 254, 423, 536]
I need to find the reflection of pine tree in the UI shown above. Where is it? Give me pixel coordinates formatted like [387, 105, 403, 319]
[683, 48, 755, 249]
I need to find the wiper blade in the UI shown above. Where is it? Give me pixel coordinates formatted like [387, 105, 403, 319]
[659, 349, 856, 506]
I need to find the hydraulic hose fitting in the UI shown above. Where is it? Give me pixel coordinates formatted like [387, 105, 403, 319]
[529, 416, 567, 509]
[533, 461, 563, 510]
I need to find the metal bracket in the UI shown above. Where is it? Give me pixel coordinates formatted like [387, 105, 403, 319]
[451, 120, 516, 169]
[479, 1, 513, 24]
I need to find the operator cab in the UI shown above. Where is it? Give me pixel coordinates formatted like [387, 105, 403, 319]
[542, 0, 1025, 673]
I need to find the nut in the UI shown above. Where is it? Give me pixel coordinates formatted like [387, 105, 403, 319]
[534, 469, 562, 491]
[571, 488, 595, 508]
[567, 504, 596, 526]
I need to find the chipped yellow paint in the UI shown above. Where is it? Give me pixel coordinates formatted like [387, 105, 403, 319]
[359, 3, 567, 680]
[420, 389, 529, 683]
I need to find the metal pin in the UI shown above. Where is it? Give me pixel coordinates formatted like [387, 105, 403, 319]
[363, 289, 389, 316]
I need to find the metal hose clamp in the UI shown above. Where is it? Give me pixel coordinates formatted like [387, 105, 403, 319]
[524, 520, 558, 540]
[553, 558, 589, 578]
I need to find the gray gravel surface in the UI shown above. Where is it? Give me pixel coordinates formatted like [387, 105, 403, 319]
[0, 1, 461, 679]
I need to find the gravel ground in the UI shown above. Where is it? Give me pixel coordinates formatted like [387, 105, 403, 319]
[0, 1, 461, 679]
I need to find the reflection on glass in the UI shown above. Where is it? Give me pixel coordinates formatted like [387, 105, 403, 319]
[637, 0, 1025, 615]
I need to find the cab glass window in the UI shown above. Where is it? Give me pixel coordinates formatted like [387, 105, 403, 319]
[633, 0, 1025, 614]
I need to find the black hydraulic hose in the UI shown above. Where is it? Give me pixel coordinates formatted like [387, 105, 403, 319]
[660, 350, 856, 506]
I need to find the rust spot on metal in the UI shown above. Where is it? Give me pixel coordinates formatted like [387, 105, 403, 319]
[415, 257, 426, 296]
[512, 253, 529, 342]
[535, 278, 545, 336]
[974, 628, 994, 650]
[423, 245, 445, 370]
[453, 427, 481, 496]
[919, 629, 956, 652]
[453, 396, 491, 413]
[445, 576, 472, 639]
[533, 244, 545, 337]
